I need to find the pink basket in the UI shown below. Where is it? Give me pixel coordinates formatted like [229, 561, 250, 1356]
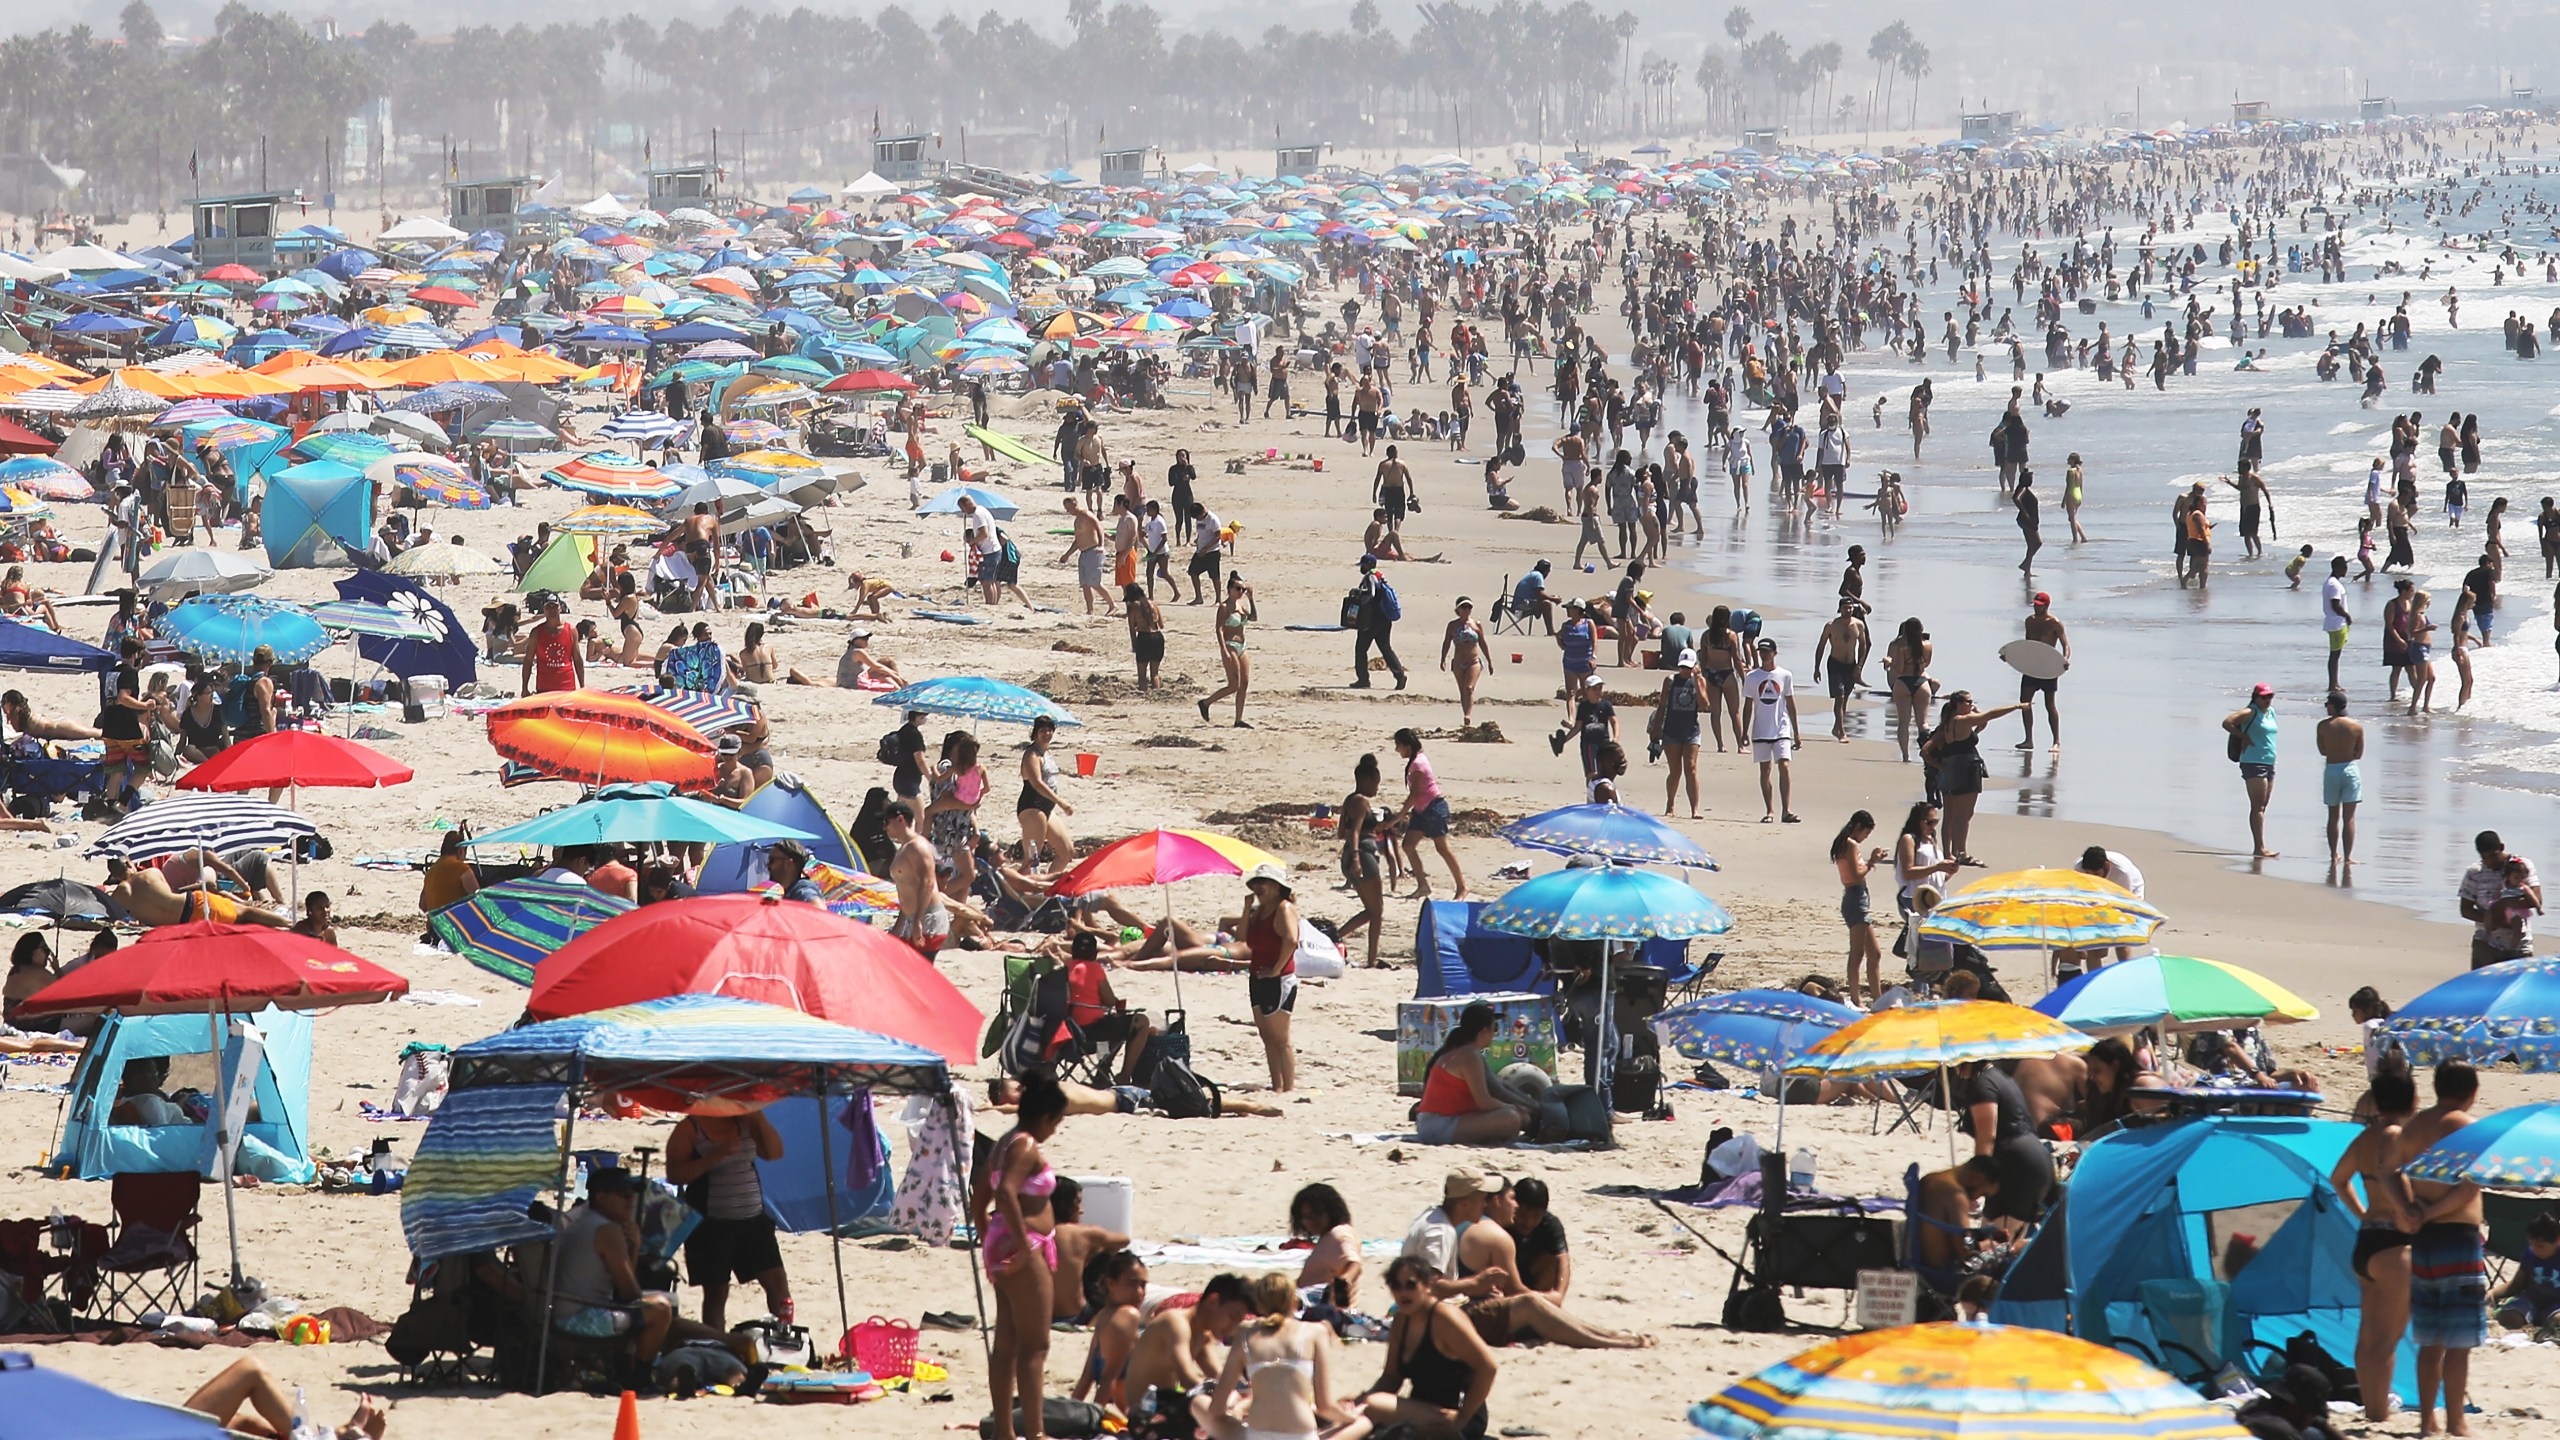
[846, 1315, 918, 1378]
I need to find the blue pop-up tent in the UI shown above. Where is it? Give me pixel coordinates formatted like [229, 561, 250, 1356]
[696, 776, 861, 893]
[261, 464, 371, 568]
[0, 617, 112, 674]
[1991, 1114, 2414, 1400]
[50, 1006, 315, 1184]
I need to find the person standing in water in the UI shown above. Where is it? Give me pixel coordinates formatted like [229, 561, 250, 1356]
[2322, 555, 2355, 693]
[2317, 689, 2366, 875]
[2017, 593, 2070, 754]
[2062, 453, 2088, 544]
[2014, 468, 2043, 578]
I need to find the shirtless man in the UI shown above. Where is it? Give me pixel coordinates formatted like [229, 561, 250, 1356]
[1123, 1273, 1253, 1425]
[2008, 1052, 2087, 1133]
[2392, 1062, 2489, 1437]
[1912, 1158, 2002, 1278]
[1045, 1177, 1131, 1321]
[678, 502, 719, 551]
[2317, 690, 2367, 874]
[104, 856, 289, 928]
[1810, 598, 1869, 742]
[2017, 592, 2071, 752]
[884, 800, 948, 957]
[1373, 444, 1416, 539]
[1058, 498, 1117, 616]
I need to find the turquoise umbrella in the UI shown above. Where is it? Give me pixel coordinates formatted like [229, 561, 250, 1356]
[165, 595, 331, 665]
[460, 781, 819, 849]
[1478, 864, 1733, 942]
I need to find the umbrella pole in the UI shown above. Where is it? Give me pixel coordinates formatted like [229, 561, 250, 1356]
[1596, 948, 1614, 1121]
[816, 1066, 851, 1361]
[1164, 885, 1183, 1016]
[952, 1091, 995, 1373]
[208, 1003, 248, 1292]
[1940, 1060, 1957, 1166]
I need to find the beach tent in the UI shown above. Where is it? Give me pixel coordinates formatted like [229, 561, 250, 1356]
[753, 1094, 895, 1232]
[1991, 1114, 2412, 1396]
[696, 775, 861, 893]
[1413, 899, 1686, 998]
[260, 468, 371, 569]
[49, 1006, 315, 1183]
[0, 617, 112, 674]
[513, 531, 592, 596]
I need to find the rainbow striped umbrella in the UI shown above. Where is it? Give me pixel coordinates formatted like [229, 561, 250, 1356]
[553, 503, 664, 539]
[1102, 311, 1189, 348]
[542, 451, 681, 501]
[1917, 868, 2166, 952]
[365, 451, 487, 507]
[1691, 1321, 2246, 1440]
[0, 456, 93, 501]
[2034, 954, 2317, 1035]
[1784, 1000, 2087, 1080]
[429, 876, 634, 986]
[1047, 828, 1283, 896]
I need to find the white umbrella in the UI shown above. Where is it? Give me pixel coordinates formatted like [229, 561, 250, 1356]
[668, 474, 768, 512]
[305, 412, 370, 434]
[135, 549, 271, 601]
[841, 173, 901, 200]
[370, 411, 450, 448]
[379, 216, 466, 244]
[383, 544, 504, 580]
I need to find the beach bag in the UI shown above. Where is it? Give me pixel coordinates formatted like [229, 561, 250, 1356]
[1536, 1083, 1612, 1142]
[981, 1398, 1108, 1440]
[875, 730, 906, 766]
[1339, 587, 1366, 628]
[221, 675, 256, 730]
[1147, 1057, 1222, 1120]
[654, 1338, 749, 1397]
[1373, 577, 1402, 622]
[391, 1045, 451, 1118]
[2224, 711, 2249, 762]
[999, 968, 1076, 1078]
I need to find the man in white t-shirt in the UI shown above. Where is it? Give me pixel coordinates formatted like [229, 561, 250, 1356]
[2320, 554, 2352, 691]
[2076, 844, 2147, 966]
[1743, 637, 1800, 823]
[957, 495, 1001, 602]
[1399, 1168, 1506, 1297]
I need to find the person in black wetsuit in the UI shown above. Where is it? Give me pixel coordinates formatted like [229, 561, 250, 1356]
[1363, 1256, 1497, 1439]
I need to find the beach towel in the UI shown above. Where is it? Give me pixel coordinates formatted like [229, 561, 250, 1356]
[663, 638, 727, 693]
[1129, 1237, 1402, 1272]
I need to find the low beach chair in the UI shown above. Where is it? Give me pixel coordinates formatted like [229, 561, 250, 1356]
[92, 1171, 200, 1324]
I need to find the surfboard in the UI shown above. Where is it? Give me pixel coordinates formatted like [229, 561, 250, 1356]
[2000, 638, 2067, 681]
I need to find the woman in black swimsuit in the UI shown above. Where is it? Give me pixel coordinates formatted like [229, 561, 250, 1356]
[1697, 606, 1746, 752]
[1363, 1257, 1496, 1440]
[2329, 1064, 2417, 1422]
[1924, 691, 2029, 867]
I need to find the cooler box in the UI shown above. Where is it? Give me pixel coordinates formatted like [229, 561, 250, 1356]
[1068, 1175, 1134, 1235]
[1397, 992, 1557, 1096]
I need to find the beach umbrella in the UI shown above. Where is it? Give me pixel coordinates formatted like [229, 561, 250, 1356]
[383, 542, 504, 579]
[820, 369, 917, 394]
[914, 483, 1022, 519]
[1048, 829, 1282, 896]
[428, 877, 634, 987]
[0, 456, 90, 500]
[2401, 1101, 2560, 1189]
[1478, 865, 1734, 942]
[871, 675, 1079, 727]
[667, 473, 769, 512]
[288, 430, 396, 467]
[176, 730, 412, 792]
[609, 683, 758, 733]
[522, 895, 983, 1063]
[2379, 957, 2560, 1070]
[18, 921, 408, 1292]
[464, 782, 816, 850]
[553, 503, 666, 539]
[1689, 1320, 2246, 1440]
[1786, 1000, 2086, 1079]
[86, 792, 318, 866]
[544, 451, 681, 501]
[370, 410, 451, 448]
[470, 416, 557, 447]
[485, 688, 716, 789]
[164, 595, 331, 665]
[366, 451, 486, 507]
[1497, 802, 1717, 869]
[1654, 988, 1859, 1071]
[1917, 867, 2166, 963]
[0, 1347, 233, 1438]
[150, 397, 234, 428]
[2033, 954, 2317, 1035]
[596, 410, 690, 444]
[0, 877, 121, 924]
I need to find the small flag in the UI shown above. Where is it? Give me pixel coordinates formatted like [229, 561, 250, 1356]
[187, 149, 197, 181]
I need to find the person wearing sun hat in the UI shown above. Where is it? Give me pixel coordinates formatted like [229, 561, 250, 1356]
[1239, 860, 1302, 1093]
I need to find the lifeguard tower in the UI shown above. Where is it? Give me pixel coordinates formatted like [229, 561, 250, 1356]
[1959, 111, 2019, 144]
[191, 191, 299, 272]
[446, 175, 532, 239]
[1274, 142, 1322, 178]
[2232, 100, 2272, 126]
[646, 164, 720, 209]
[2360, 97, 2393, 122]
[1099, 146, 1150, 188]
[873, 135, 932, 185]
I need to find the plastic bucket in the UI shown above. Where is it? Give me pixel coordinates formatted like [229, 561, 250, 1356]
[1074, 753, 1098, 777]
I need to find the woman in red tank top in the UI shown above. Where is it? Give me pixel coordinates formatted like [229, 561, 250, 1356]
[1415, 1002, 1528, 1146]
[1241, 862, 1300, 1093]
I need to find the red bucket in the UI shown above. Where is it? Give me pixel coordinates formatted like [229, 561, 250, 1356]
[1074, 753, 1098, 777]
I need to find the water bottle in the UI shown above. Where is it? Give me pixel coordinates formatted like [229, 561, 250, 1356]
[1788, 1146, 1817, 1193]
[291, 1385, 320, 1440]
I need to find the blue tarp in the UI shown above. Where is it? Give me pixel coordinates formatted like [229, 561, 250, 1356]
[1412, 899, 1686, 999]
[1992, 1115, 2415, 1399]
[0, 617, 112, 673]
[50, 1007, 314, 1183]
[753, 1095, 895, 1232]
[261, 466, 371, 568]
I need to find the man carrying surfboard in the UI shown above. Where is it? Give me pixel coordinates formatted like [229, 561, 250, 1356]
[2008, 595, 2071, 754]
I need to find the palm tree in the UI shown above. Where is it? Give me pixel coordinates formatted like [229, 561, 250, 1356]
[1066, 0, 1100, 38]
[1694, 49, 1731, 135]
[1899, 40, 1930, 128]
[1350, 0, 1380, 37]
[1866, 21, 1909, 133]
[1723, 7, 1753, 45]
[1799, 40, 1841, 136]
[1612, 12, 1639, 137]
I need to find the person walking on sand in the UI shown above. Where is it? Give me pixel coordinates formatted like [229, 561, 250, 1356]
[1441, 598, 1486, 724]
[2392, 1062, 2491, 1438]
[2016, 592, 2070, 753]
[2224, 683, 2280, 859]
[1652, 648, 1709, 818]
[1393, 728, 1469, 900]
[1060, 497, 1118, 617]
[2317, 689, 2365, 875]
[2014, 467, 2043, 578]
[1349, 554, 1408, 692]
[2316, 554, 2353, 693]
[1833, 810, 1889, 1007]
[1197, 574, 1258, 728]
[1743, 638, 1801, 824]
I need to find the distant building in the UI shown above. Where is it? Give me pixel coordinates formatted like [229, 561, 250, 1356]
[1959, 111, 2019, 143]
[645, 165, 720, 210]
[1274, 142, 1322, 177]
[446, 175, 532, 239]
[873, 135, 932, 184]
[1740, 127, 1782, 153]
[2232, 100, 2272, 126]
[192, 190, 300, 272]
[2360, 97, 2393, 122]
[1099, 147, 1150, 188]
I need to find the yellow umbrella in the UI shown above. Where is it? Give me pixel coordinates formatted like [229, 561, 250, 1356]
[1785, 1000, 2090, 1159]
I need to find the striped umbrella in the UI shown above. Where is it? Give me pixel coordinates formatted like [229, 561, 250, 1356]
[289, 430, 398, 467]
[871, 675, 1080, 726]
[553, 503, 666, 539]
[470, 416, 557, 446]
[2034, 955, 2318, 1036]
[372, 322, 454, 351]
[708, 448, 826, 482]
[429, 877, 635, 986]
[1047, 829, 1283, 895]
[151, 397, 235, 428]
[596, 410, 690, 444]
[364, 451, 486, 507]
[1785, 1001, 2088, 1080]
[721, 418, 790, 448]
[85, 792, 318, 863]
[0, 456, 91, 501]
[1917, 868, 2167, 953]
[485, 688, 716, 789]
[611, 683, 758, 733]
[165, 595, 333, 665]
[309, 599, 435, 641]
[543, 451, 682, 501]
[0, 387, 79, 413]
[0, 488, 50, 521]
[1690, 1321, 2246, 1440]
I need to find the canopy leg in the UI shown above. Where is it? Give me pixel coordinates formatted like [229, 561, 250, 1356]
[209, 1004, 247, 1293]
[533, 1094, 581, 1397]
[817, 1067, 851, 1362]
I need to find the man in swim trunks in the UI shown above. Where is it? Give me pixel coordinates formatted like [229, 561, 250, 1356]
[2391, 1062, 2490, 1437]
[1810, 598, 1867, 743]
[2317, 690, 2366, 873]
[2321, 556, 2354, 691]
[884, 801, 949, 957]
[2017, 592, 2070, 753]
[104, 856, 288, 929]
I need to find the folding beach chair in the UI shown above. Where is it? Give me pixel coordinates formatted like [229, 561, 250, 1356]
[92, 1172, 200, 1323]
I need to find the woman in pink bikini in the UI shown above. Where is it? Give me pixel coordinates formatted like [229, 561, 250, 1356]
[979, 1071, 1069, 1440]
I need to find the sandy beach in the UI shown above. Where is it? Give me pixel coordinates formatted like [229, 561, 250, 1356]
[3, 151, 2559, 1440]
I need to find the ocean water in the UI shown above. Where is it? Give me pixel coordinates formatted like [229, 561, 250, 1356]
[1578, 164, 2560, 924]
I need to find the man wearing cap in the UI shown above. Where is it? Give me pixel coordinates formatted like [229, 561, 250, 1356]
[1350, 554, 1408, 691]
[1812, 596, 1869, 743]
[1744, 638, 1801, 823]
[2223, 684, 2280, 859]
[519, 591, 583, 696]
[1402, 1168, 1510, 1294]
[2018, 593, 2070, 753]
[766, 839, 824, 903]
[549, 1166, 752, 1374]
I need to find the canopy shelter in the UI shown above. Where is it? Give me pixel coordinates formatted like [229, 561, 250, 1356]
[1990, 1114, 2413, 1399]
[398, 994, 972, 1391]
[260, 466, 372, 569]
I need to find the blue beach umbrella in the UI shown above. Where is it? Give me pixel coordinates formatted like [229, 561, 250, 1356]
[461, 782, 818, 850]
[1477, 864, 1733, 942]
[2401, 1100, 2560, 1189]
[873, 676, 1079, 727]
[1498, 802, 1717, 869]
[428, 877, 634, 987]
[1654, 988, 1860, 1069]
[2380, 957, 2560, 1070]
[914, 484, 1021, 519]
[164, 595, 331, 665]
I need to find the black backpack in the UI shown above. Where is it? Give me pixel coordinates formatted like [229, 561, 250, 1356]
[1147, 1057, 1222, 1120]
[876, 729, 905, 766]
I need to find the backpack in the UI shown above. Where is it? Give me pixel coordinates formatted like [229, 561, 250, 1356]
[999, 963, 1075, 1077]
[997, 531, 1021, 568]
[1372, 576, 1402, 622]
[1147, 1057, 1222, 1119]
[2224, 710, 2250, 762]
[221, 674, 256, 730]
[875, 729, 905, 767]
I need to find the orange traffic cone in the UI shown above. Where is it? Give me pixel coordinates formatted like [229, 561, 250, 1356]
[612, 1389, 642, 1440]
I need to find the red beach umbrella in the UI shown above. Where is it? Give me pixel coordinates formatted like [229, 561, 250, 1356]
[21, 921, 411, 1016]
[524, 894, 983, 1063]
[176, 730, 414, 793]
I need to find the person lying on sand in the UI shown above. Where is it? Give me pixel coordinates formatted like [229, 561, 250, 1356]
[104, 856, 289, 929]
[988, 1074, 1282, 1119]
[184, 1355, 386, 1439]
